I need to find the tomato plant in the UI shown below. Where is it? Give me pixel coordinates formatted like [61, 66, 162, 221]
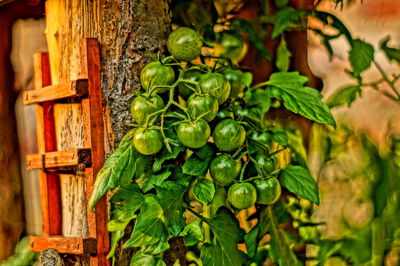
[88, 2, 341, 265]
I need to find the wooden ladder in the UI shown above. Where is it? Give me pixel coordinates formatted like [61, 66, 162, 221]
[23, 38, 109, 265]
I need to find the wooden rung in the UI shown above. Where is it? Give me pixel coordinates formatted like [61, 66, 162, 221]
[30, 236, 97, 255]
[23, 79, 88, 104]
[26, 149, 91, 170]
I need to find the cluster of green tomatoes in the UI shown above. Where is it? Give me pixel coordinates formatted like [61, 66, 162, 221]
[130, 27, 281, 210]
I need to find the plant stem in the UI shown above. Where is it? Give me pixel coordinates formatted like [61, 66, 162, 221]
[373, 60, 400, 100]
[184, 204, 209, 224]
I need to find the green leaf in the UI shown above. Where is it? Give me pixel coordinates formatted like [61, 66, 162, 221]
[349, 39, 374, 77]
[276, 38, 291, 72]
[157, 182, 188, 236]
[280, 165, 319, 205]
[267, 206, 300, 266]
[247, 89, 271, 118]
[241, 72, 253, 87]
[139, 170, 172, 193]
[266, 72, 336, 127]
[270, 127, 288, 146]
[314, 11, 353, 42]
[200, 208, 247, 266]
[380, 36, 400, 64]
[124, 196, 168, 251]
[272, 7, 301, 39]
[193, 179, 215, 205]
[179, 219, 205, 246]
[327, 85, 361, 109]
[107, 230, 124, 259]
[89, 130, 142, 211]
[182, 144, 214, 176]
[108, 184, 144, 231]
[244, 225, 260, 258]
[130, 251, 166, 266]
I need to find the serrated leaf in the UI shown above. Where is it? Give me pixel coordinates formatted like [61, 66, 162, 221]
[179, 220, 205, 246]
[182, 144, 214, 176]
[200, 208, 247, 266]
[130, 251, 166, 266]
[327, 85, 361, 109]
[139, 170, 172, 193]
[108, 184, 144, 232]
[266, 72, 336, 126]
[241, 72, 253, 87]
[157, 182, 189, 236]
[272, 7, 301, 39]
[280, 165, 319, 205]
[124, 196, 168, 250]
[89, 130, 142, 211]
[276, 38, 291, 72]
[380, 36, 400, 64]
[349, 39, 374, 77]
[193, 179, 215, 205]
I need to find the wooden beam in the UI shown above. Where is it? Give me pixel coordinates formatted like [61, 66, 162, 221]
[30, 236, 97, 255]
[26, 149, 91, 170]
[23, 79, 88, 104]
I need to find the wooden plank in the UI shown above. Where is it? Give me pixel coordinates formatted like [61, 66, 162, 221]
[33, 53, 62, 236]
[81, 38, 110, 266]
[26, 149, 91, 170]
[30, 236, 97, 255]
[23, 79, 88, 104]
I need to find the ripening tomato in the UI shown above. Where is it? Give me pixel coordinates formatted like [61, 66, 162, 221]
[209, 155, 241, 186]
[199, 73, 231, 104]
[167, 27, 203, 61]
[228, 183, 257, 209]
[133, 128, 163, 155]
[187, 94, 218, 122]
[177, 119, 210, 149]
[213, 119, 246, 152]
[253, 177, 281, 205]
[140, 61, 175, 93]
[130, 95, 165, 125]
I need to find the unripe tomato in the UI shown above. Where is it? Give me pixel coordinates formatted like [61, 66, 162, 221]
[167, 27, 203, 61]
[228, 183, 257, 209]
[199, 73, 231, 104]
[250, 131, 270, 146]
[215, 109, 234, 121]
[255, 154, 277, 175]
[140, 61, 175, 93]
[222, 68, 245, 98]
[253, 177, 281, 205]
[133, 128, 163, 155]
[220, 32, 245, 62]
[213, 119, 246, 152]
[178, 69, 203, 99]
[209, 155, 241, 186]
[177, 119, 210, 149]
[130, 95, 165, 125]
[187, 94, 218, 122]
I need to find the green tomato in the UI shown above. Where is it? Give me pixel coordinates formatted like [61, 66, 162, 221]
[130, 95, 165, 125]
[178, 69, 203, 99]
[255, 154, 277, 175]
[209, 155, 241, 186]
[220, 32, 245, 62]
[250, 131, 270, 146]
[253, 177, 281, 205]
[213, 119, 246, 152]
[187, 94, 218, 122]
[133, 128, 163, 155]
[199, 73, 231, 104]
[167, 27, 203, 61]
[140, 61, 175, 93]
[228, 183, 257, 209]
[177, 119, 210, 149]
[222, 68, 245, 98]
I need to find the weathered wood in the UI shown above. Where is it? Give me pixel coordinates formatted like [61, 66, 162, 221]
[23, 79, 88, 104]
[33, 53, 62, 236]
[30, 236, 97, 255]
[26, 149, 91, 170]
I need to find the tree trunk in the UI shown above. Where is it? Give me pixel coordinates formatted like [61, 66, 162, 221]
[44, 0, 171, 264]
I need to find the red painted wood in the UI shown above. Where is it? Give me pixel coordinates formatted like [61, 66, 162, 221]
[82, 38, 110, 266]
[39, 53, 62, 235]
